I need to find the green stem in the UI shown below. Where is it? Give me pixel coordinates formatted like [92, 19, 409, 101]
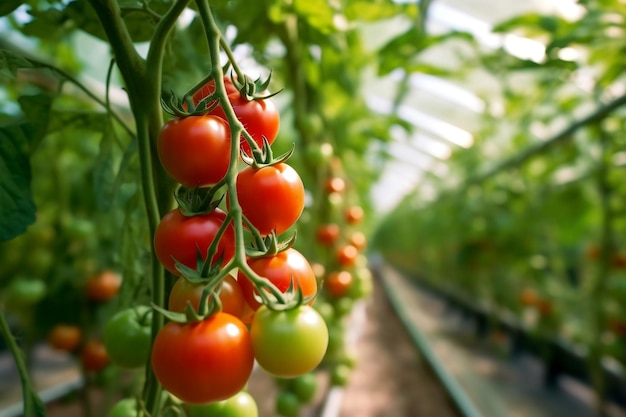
[0, 311, 46, 417]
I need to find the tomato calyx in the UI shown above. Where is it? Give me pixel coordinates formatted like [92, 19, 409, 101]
[161, 89, 221, 117]
[241, 136, 294, 168]
[174, 185, 225, 216]
[230, 71, 282, 102]
[245, 231, 297, 259]
[153, 276, 226, 324]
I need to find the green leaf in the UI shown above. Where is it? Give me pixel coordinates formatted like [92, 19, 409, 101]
[0, 49, 67, 84]
[0, 0, 23, 16]
[0, 123, 37, 241]
[345, 1, 409, 21]
[18, 94, 54, 144]
[294, 0, 337, 34]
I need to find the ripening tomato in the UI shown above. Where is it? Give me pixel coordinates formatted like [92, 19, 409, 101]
[154, 208, 235, 275]
[325, 271, 353, 298]
[251, 305, 328, 378]
[48, 324, 82, 352]
[151, 313, 254, 404]
[238, 248, 317, 310]
[192, 76, 280, 156]
[85, 270, 122, 302]
[316, 224, 340, 247]
[345, 205, 364, 224]
[336, 245, 358, 267]
[168, 275, 245, 319]
[324, 177, 345, 194]
[158, 115, 231, 187]
[81, 340, 109, 372]
[235, 163, 304, 236]
[348, 231, 367, 251]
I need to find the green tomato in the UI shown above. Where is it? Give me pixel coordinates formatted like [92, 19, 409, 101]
[275, 392, 300, 417]
[6, 278, 46, 307]
[251, 305, 328, 378]
[103, 306, 152, 369]
[188, 391, 258, 417]
[349, 267, 373, 299]
[107, 398, 137, 417]
[330, 363, 352, 387]
[290, 373, 318, 403]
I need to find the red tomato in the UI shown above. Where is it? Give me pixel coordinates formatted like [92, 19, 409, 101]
[316, 224, 340, 246]
[325, 271, 353, 298]
[81, 340, 109, 372]
[336, 245, 358, 267]
[238, 248, 317, 310]
[85, 270, 121, 302]
[151, 313, 254, 404]
[236, 163, 304, 236]
[158, 116, 231, 188]
[154, 208, 235, 275]
[48, 324, 82, 352]
[192, 77, 280, 156]
[345, 205, 364, 224]
[168, 275, 245, 318]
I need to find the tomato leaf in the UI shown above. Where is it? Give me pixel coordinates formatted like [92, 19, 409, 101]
[293, 0, 337, 34]
[0, 123, 38, 241]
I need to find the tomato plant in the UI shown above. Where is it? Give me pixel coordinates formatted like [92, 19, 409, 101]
[103, 306, 152, 369]
[191, 76, 280, 157]
[235, 163, 305, 236]
[154, 208, 235, 275]
[80, 339, 110, 372]
[250, 305, 328, 378]
[188, 390, 258, 417]
[48, 324, 82, 352]
[168, 275, 245, 318]
[238, 248, 317, 310]
[158, 115, 231, 187]
[151, 313, 254, 404]
[85, 270, 122, 302]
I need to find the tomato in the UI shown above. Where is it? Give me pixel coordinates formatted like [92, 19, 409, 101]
[154, 208, 235, 275]
[250, 305, 328, 378]
[192, 77, 280, 156]
[238, 248, 317, 310]
[81, 339, 109, 372]
[519, 287, 539, 307]
[330, 363, 351, 387]
[315, 224, 340, 247]
[6, 278, 46, 307]
[103, 306, 152, 369]
[275, 392, 300, 417]
[107, 398, 138, 417]
[235, 163, 304, 236]
[290, 373, 318, 403]
[48, 324, 82, 352]
[324, 177, 345, 194]
[336, 245, 358, 267]
[169, 275, 245, 318]
[158, 115, 231, 187]
[151, 313, 254, 404]
[85, 270, 122, 302]
[188, 390, 258, 417]
[345, 205, 364, 224]
[349, 267, 374, 299]
[325, 271, 353, 298]
[348, 231, 367, 251]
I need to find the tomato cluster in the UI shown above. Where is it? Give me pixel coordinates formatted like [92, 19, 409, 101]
[142, 74, 329, 407]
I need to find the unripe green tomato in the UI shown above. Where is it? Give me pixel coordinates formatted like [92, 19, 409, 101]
[333, 297, 353, 317]
[188, 391, 258, 417]
[331, 363, 352, 387]
[107, 398, 137, 417]
[290, 372, 318, 403]
[275, 392, 300, 417]
[103, 306, 152, 369]
[349, 267, 374, 299]
[6, 278, 46, 307]
[305, 141, 333, 165]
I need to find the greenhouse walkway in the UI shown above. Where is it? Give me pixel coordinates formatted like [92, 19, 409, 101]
[377, 263, 626, 417]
